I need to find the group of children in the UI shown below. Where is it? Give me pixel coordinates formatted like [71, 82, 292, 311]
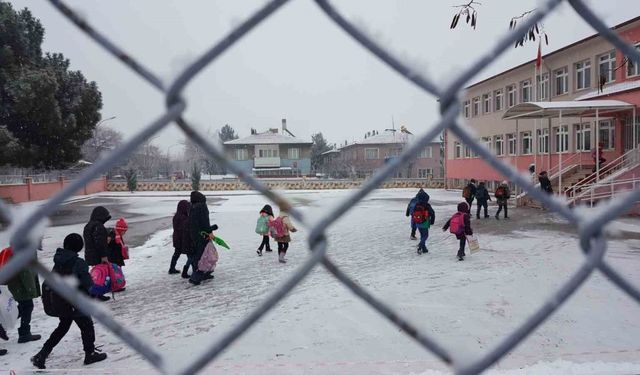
[254, 204, 297, 263]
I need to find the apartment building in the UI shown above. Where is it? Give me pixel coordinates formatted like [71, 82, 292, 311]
[446, 16, 640, 189]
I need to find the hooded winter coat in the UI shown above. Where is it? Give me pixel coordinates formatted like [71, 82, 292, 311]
[83, 206, 111, 266]
[7, 267, 40, 301]
[52, 248, 94, 317]
[260, 204, 274, 217]
[173, 200, 192, 255]
[189, 192, 218, 262]
[539, 173, 553, 194]
[414, 189, 436, 227]
[107, 218, 128, 266]
[442, 202, 473, 239]
[475, 184, 491, 203]
[495, 183, 511, 204]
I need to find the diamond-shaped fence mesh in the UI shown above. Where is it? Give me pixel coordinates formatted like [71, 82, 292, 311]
[1, 0, 640, 374]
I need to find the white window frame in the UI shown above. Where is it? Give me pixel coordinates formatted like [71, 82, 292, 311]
[554, 67, 569, 96]
[598, 50, 616, 84]
[506, 85, 516, 107]
[537, 73, 549, 100]
[575, 123, 591, 151]
[418, 168, 433, 178]
[494, 89, 503, 111]
[418, 147, 432, 158]
[364, 148, 379, 160]
[537, 128, 549, 154]
[287, 147, 300, 160]
[454, 142, 462, 159]
[554, 125, 569, 153]
[598, 120, 615, 150]
[464, 145, 471, 158]
[521, 131, 532, 155]
[235, 148, 248, 161]
[483, 93, 492, 114]
[472, 97, 480, 116]
[507, 133, 517, 155]
[482, 136, 492, 152]
[575, 59, 591, 91]
[463, 100, 470, 118]
[495, 135, 504, 156]
[627, 43, 640, 77]
[521, 79, 532, 103]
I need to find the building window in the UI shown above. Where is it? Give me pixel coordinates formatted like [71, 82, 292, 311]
[554, 125, 569, 153]
[418, 147, 432, 158]
[235, 148, 248, 160]
[627, 43, 640, 77]
[464, 145, 471, 158]
[537, 73, 549, 100]
[364, 148, 379, 160]
[454, 142, 462, 158]
[472, 97, 480, 116]
[537, 128, 549, 153]
[575, 123, 591, 151]
[482, 137, 492, 153]
[418, 168, 433, 178]
[598, 51, 616, 83]
[598, 120, 615, 149]
[258, 148, 278, 158]
[506, 85, 516, 107]
[575, 60, 591, 90]
[495, 135, 504, 156]
[288, 148, 300, 159]
[521, 79, 532, 103]
[483, 93, 492, 114]
[554, 67, 568, 95]
[494, 89, 503, 111]
[507, 133, 517, 155]
[463, 100, 470, 118]
[521, 131, 532, 154]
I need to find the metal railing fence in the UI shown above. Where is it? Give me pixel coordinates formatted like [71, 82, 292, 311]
[0, 0, 640, 374]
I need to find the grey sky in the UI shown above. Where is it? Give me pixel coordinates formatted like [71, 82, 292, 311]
[8, 0, 639, 153]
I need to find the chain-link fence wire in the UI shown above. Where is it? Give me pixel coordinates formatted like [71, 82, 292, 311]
[0, 0, 639, 373]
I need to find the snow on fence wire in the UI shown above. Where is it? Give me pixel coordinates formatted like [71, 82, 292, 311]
[0, 0, 639, 374]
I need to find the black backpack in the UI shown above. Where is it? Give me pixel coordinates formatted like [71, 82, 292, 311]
[42, 261, 76, 318]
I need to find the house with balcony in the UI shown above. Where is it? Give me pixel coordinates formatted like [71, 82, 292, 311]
[224, 120, 312, 177]
[322, 128, 442, 179]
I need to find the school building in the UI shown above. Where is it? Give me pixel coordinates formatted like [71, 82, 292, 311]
[445, 15, 640, 209]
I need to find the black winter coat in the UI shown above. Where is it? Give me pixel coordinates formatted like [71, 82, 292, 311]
[539, 175, 553, 193]
[189, 192, 218, 261]
[83, 206, 111, 266]
[173, 200, 192, 255]
[465, 183, 477, 199]
[52, 248, 94, 317]
[475, 186, 491, 202]
[107, 229, 125, 266]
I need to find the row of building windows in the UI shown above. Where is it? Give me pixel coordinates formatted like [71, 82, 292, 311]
[234, 147, 301, 161]
[453, 120, 615, 158]
[462, 44, 640, 118]
[346, 147, 434, 161]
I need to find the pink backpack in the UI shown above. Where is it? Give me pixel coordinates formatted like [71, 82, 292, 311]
[110, 263, 126, 292]
[90, 264, 112, 296]
[269, 217, 287, 238]
[449, 212, 466, 236]
[198, 241, 219, 273]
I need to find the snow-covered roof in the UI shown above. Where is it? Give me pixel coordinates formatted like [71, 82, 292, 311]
[574, 80, 640, 101]
[321, 149, 340, 156]
[502, 100, 635, 120]
[338, 130, 412, 149]
[224, 131, 312, 146]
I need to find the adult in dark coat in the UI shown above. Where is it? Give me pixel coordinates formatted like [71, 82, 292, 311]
[475, 181, 491, 219]
[31, 233, 107, 369]
[83, 206, 111, 266]
[170, 200, 193, 278]
[189, 191, 218, 285]
[538, 171, 553, 194]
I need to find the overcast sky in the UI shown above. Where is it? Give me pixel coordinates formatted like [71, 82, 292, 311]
[8, 0, 639, 153]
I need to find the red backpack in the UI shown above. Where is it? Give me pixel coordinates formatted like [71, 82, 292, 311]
[269, 217, 287, 238]
[412, 204, 429, 224]
[449, 212, 466, 236]
[495, 186, 506, 199]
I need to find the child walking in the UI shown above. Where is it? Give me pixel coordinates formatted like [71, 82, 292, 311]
[271, 209, 297, 263]
[442, 202, 473, 261]
[256, 205, 274, 256]
[412, 189, 435, 254]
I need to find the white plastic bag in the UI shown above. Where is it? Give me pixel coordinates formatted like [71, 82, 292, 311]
[0, 286, 19, 330]
[467, 235, 480, 254]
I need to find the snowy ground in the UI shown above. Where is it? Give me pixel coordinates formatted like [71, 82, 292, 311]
[1, 188, 640, 374]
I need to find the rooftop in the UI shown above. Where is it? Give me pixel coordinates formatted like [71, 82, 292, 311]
[224, 130, 312, 146]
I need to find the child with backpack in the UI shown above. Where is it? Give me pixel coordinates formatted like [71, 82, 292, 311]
[269, 209, 297, 263]
[32, 233, 107, 369]
[256, 205, 274, 256]
[442, 202, 473, 261]
[412, 190, 435, 254]
[494, 181, 511, 220]
[106, 218, 128, 292]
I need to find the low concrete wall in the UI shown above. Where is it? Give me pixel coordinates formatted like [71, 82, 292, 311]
[0, 176, 107, 204]
[107, 178, 445, 192]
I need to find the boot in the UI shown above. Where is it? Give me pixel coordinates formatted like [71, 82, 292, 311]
[256, 249, 263, 256]
[84, 349, 107, 365]
[0, 324, 7, 341]
[495, 213, 499, 220]
[265, 247, 273, 252]
[181, 265, 190, 279]
[278, 253, 287, 263]
[95, 295, 110, 302]
[31, 351, 47, 369]
[457, 249, 465, 261]
[18, 334, 41, 344]
[168, 268, 180, 274]
[203, 272, 214, 280]
[416, 246, 422, 255]
[0, 349, 7, 356]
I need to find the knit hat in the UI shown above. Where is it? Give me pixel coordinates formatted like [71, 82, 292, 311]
[63, 233, 84, 252]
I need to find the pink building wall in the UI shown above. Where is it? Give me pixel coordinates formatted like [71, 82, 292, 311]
[0, 176, 107, 204]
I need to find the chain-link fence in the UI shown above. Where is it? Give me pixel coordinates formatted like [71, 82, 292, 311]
[1, 0, 640, 374]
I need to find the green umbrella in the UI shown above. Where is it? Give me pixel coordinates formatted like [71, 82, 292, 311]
[200, 231, 230, 249]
